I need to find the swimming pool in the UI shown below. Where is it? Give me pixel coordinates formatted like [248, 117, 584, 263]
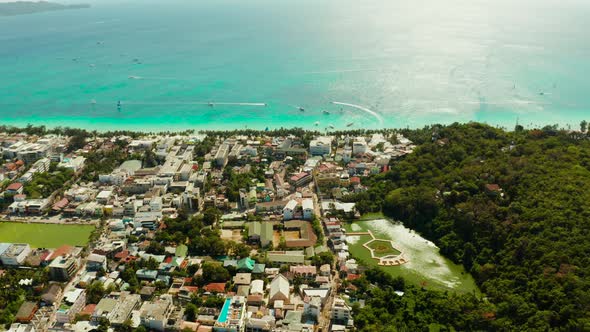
[217, 298, 232, 324]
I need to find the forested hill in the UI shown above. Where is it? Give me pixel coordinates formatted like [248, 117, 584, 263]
[347, 123, 590, 330]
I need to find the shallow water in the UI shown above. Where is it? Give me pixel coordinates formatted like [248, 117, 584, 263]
[1, 0, 589, 130]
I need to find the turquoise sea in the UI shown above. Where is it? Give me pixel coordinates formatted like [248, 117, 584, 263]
[1, 0, 589, 131]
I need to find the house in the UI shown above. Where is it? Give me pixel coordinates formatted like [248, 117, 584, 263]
[203, 283, 226, 294]
[290, 265, 317, 279]
[269, 274, 290, 306]
[250, 280, 264, 295]
[15, 302, 38, 323]
[6, 182, 24, 195]
[237, 257, 255, 272]
[233, 273, 252, 286]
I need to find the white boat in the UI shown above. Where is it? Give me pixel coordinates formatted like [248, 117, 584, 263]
[328, 124, 335, 129]
[299, 107, 305, 112]
[90, 99, 97, 105]
[314, 121, 320, 126]
[322, 110, 330, 115]
[347, 122, 354, 127]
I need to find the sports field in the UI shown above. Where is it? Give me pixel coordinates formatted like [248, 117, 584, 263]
[0, 222, 95, 248]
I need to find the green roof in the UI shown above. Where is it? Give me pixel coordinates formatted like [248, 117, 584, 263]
[237, 257, 255, 271]
[175, 244, 188, 257]
[252, 263, 266, 274]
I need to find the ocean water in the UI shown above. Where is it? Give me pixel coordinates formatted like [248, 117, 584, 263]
[1, 0, 589, 131]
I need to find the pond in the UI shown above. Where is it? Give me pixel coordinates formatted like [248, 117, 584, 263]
[345, 218, 479, 294]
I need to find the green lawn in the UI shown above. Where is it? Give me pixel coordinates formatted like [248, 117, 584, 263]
[0, 222, 95, 248]
[366, 240, 401, 257]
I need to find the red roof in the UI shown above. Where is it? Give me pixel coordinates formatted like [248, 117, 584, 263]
[50, 245, 73, 259]
[203, 283, 226, 293]
[347, 273, 361, 281]
[350, 177, 361, 184]
[80, 304, 96, 316]
[52, 198, 69, 210]
[486, 184, 501, 192]
[114, 250, 130, 260]
[6, 182, 23, 191]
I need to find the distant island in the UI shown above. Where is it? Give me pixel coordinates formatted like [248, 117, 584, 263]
[0, 1, 89, 16]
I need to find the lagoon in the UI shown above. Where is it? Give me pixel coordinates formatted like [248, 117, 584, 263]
[345, 218, 479, 294]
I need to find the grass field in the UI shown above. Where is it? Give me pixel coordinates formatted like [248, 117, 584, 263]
[366, 240, 401, 257]
[345, 218, 480, 294]
[0, 222, 95, 248]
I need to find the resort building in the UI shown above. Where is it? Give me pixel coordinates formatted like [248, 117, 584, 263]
[269, 274, 290, 305]
[309, 137, 332, 156]
[49, 255, 80, 281]
[213, 296, 246, 332]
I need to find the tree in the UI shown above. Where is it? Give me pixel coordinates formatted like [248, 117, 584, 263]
[203, 208, 220, 226]
[185, 303, 198, 322]
[581, 120, 588, 133]
[86, 281, 106, 304]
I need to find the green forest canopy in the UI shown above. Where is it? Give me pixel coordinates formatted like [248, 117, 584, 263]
[346, 123, 590, 330]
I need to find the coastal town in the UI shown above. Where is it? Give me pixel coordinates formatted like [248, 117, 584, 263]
[0, 128, 416, 332]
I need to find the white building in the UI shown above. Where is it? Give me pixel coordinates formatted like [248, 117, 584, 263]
[331, 298, 352, 325]
[302, 199, 314, 220]
[140, 295, 174, 332]
[56, 288, 86, 323]
[309, 137, 332, 156]
[352, 140, 368, 155]
[283, 199, 298, 221]
[0, 243, 31, 266]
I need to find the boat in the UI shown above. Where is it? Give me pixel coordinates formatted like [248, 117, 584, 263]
[208, 102, 214, 107]
[264, 103, 268, 107]
[117, 101, 122, 108]
[347, 122, 354, 127]
[328, 124, 335, 129]
[539, 92, 545, 96]
[90, 99, 97, 105]
[128, 76, 141, 80]
[322, 110, 330, 115]
[299, 107, 305, 112]
[314, 121, 320, 126]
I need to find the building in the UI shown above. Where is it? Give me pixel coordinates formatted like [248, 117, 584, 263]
[139, 295, 174, 332]
[289, 172, 312, 188]
[247, 222, 274, 248]
[267, 251, 305, 264]
[213, 296, 246, 332]
[86, 254, 107, 272]
[7, 323, 36, 332]
[49, 255, 79, 281]
[92, 292, 141, 326]
[215, 144, 230, 167]
[244, 315, 276, 332]
[269, 274, 290, 305]
[56, 288, 86, 323]
[0, 243, 31, 266]
[302, 199, 314, 220]
[352, 140, 368, 155]
[15, 302, 38, 323]
[331, 298, 352, 326]
[283, 200, 298, 221]
[5, 182, 24, 195]
[309, 137, 332, 156]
